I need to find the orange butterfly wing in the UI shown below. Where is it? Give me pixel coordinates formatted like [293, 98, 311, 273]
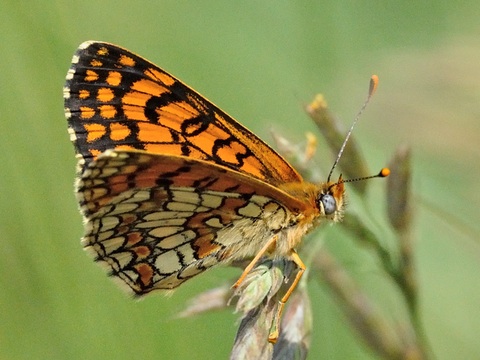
[64, 41, 302, 186]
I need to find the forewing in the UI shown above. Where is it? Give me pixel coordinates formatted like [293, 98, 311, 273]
[64, 41, 302, 185]
[78, 150, 308, 295]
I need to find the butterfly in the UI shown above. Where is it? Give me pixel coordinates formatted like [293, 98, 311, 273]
[63, 41, 386, 342]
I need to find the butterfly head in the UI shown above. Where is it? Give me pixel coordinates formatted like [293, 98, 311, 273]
[317, 175, 345, 221]
[318, 167, 389, 222]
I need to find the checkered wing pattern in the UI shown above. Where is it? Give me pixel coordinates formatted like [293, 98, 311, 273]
[64, 41, 301, 185]
[78, 150, 305, 294]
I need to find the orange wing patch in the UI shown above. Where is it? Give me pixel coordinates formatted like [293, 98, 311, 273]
[64, 41, 301, 186]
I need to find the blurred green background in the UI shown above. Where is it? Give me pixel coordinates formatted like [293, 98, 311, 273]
[1, 1, 479, 359]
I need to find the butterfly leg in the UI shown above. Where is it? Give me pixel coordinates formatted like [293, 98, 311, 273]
[232, 235, 278, 289]
[268, 250, 306, 343]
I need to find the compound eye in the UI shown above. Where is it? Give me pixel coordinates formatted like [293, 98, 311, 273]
[320, 194, 336, 215]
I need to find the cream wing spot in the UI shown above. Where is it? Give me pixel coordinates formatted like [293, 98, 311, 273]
[176, 243, 196, 265]
[171, 191, 201, 205]
[84, 218, 102, 236]
[63, 86, 71, 100]
[165, 202, 204, 212]
[148, 226, 183, 238]
[65, 67, 76, 80]
[100, 236, 127, 253]
[158, 230, 197, 249]
[121, 190, 152, 203]
[97, 230, 115, 242]
[154, 251, 182, 274]
[262, 201, 282, 214]
[205, 217, 224, 228]
[105, 251, 134, 270]
[108, 203, 140, 216]
[199, 193, 224, 208]
[237, 201, 262, 218]
[78, 41, 93, 50]
[97, 216, 121, 231]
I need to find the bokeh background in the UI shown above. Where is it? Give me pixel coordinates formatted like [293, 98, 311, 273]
[1, 2, 479, 359]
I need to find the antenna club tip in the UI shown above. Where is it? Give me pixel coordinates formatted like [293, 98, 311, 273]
[369, 75, 379, 96]
[379, 167, 390, 177]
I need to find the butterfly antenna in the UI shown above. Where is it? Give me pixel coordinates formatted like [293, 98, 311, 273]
[328, 167, 390, 192]
[327, 75, 379, 182]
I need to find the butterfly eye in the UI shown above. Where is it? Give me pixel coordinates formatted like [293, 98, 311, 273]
[320, 194, 336, 215]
